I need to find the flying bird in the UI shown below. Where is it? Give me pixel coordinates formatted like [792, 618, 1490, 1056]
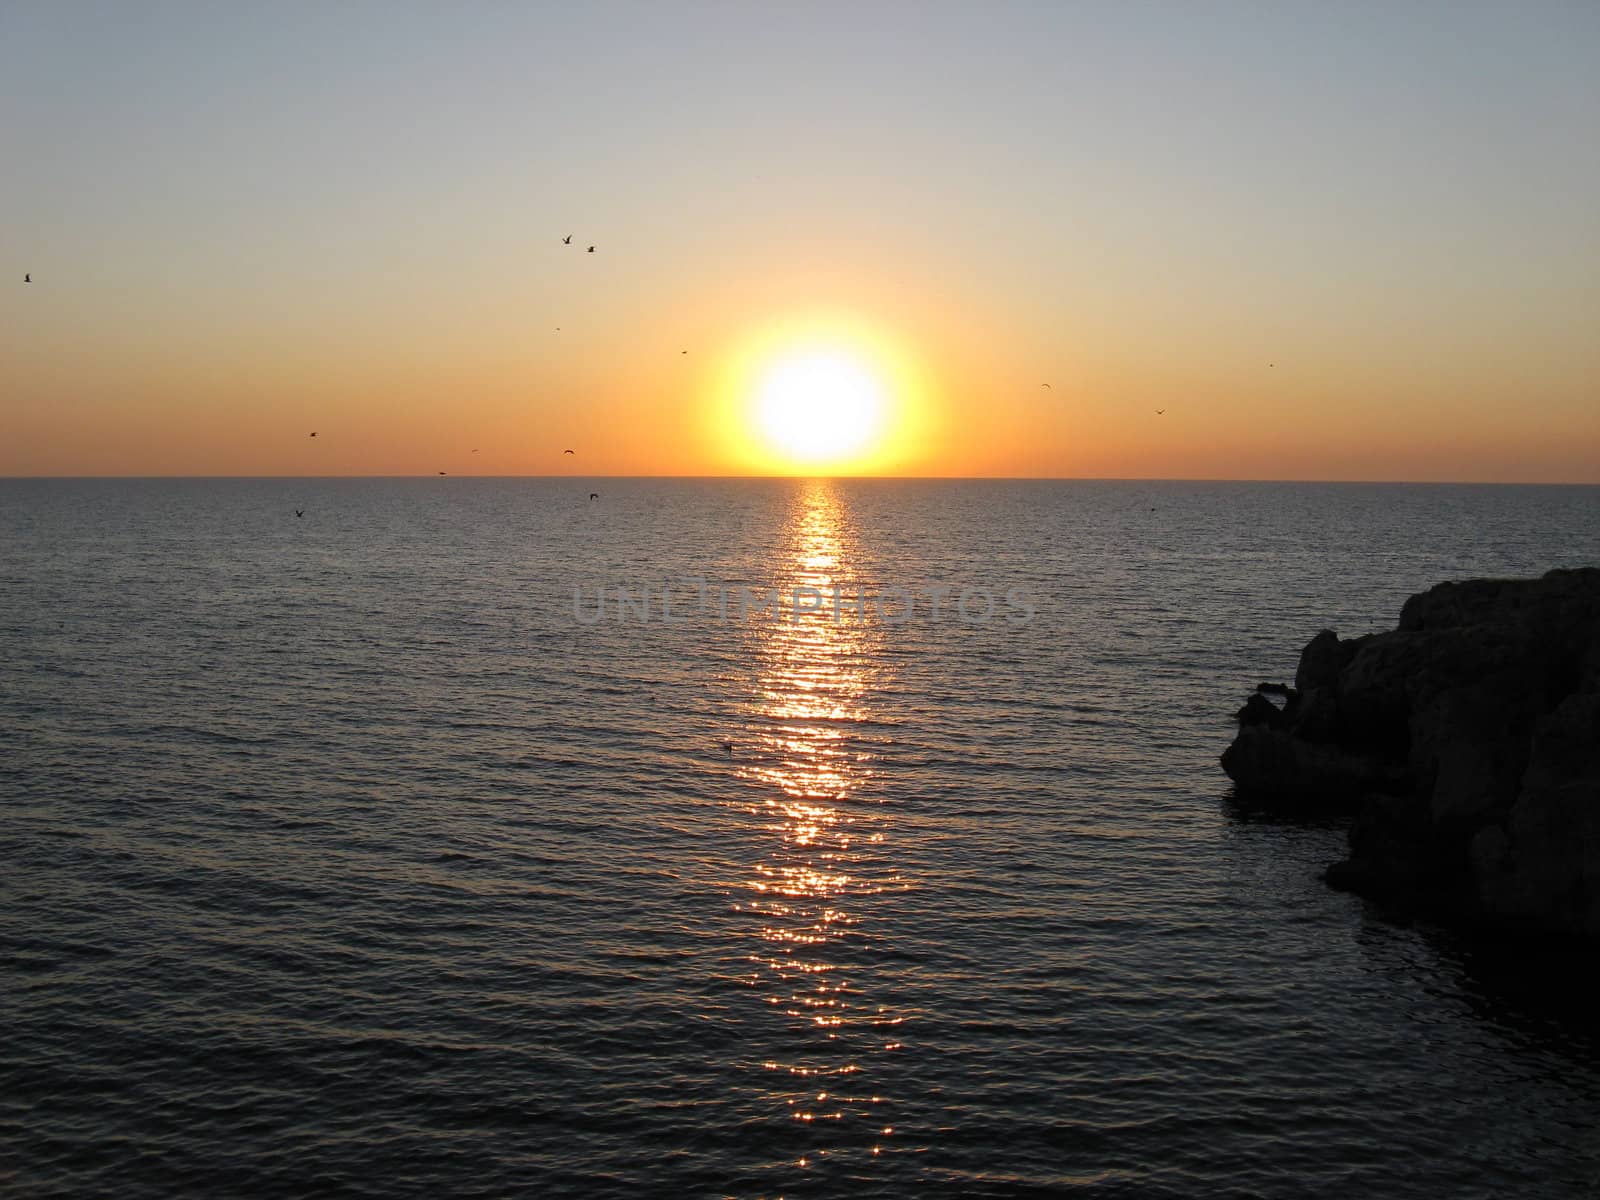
[563, 449, 575, 455]
[294, 510, 304, 518]
[682, 349, 688, 354]
[309, 431, 317, 438]
[472, 449, 479, 453]
[589, 493, 599, 501]
[23, 273, 30, 283]
[586, 245, 595, 253]
[1155, 409, 1166, 415]
[563, 234, 572, 244]
[438, 471, 447, 475]
[1040, 383, 1050, 389]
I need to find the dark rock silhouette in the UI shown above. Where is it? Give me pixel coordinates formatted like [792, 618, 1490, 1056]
[1222, 568, 1600, 938]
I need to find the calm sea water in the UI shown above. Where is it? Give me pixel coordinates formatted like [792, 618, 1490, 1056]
[3, 478, 1599, 1198]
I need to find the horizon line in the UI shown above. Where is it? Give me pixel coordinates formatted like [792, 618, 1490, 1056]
[3, 474, 1598, 487]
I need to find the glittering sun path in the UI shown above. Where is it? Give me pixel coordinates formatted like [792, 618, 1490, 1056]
[731, 482, 910, 1182]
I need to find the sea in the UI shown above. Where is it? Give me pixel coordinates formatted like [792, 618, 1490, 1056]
[3, 477, 1599, 1199]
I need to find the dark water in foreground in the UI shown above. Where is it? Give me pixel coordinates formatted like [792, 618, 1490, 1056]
[3, 478, 1599, 1198]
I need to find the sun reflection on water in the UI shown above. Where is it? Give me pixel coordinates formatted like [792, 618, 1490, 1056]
[729, 480, 908, 1178]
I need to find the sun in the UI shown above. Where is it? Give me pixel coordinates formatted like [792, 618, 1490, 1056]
[708, 314, 934, 475]
[752, 351, 887, 467]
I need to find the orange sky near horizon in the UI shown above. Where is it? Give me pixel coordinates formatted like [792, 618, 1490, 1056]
[3, 4, 1597, 483]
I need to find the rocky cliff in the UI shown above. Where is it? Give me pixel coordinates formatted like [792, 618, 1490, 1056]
[1221, 568, 1600, 938]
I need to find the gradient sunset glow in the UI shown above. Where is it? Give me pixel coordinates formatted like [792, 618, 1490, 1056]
[2, 3, 1597, 481]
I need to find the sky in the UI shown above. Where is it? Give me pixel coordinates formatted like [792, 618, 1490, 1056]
[2, 1, 1597, 481]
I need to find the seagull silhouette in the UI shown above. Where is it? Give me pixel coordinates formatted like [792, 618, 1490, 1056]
[563, 234, 572, 244]
[589, 493, 599, 501]
[294, 509, 304, 518]
[681, 349, 688, 354]
[1155, 409, 1166, 415]
[1040, 383, 1050, 389]
[309, 431, 317, 438]
[23, 273, 30, 283]
[564, 449, 575, 455]
[438, 471, 447, 475]
[472, 449, 479, 453]
[586, 245, 595, 253]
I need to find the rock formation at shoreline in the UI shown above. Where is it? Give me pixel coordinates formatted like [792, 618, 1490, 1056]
[1222, 568, 1600, 938]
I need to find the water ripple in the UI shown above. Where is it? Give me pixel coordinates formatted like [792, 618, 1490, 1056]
[2, 477, 1599, 1197]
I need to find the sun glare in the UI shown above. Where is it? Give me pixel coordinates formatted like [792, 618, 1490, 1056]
[755, 352, 886, 466]
[710, 315, 933, 475]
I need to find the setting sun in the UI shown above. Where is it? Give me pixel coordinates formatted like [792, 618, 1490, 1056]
[710, 316, 936, 475]
[754, 352, 886, 466]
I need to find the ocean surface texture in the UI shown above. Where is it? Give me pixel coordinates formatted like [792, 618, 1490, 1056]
[3, 478, 1599, 1199]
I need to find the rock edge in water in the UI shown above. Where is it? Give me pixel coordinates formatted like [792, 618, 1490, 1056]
[1221, 567, 1600, 939]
